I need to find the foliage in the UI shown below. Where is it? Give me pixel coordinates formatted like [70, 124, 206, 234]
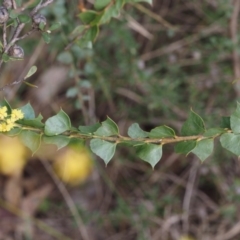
[0, 0, 239, 169]
[0, 98, 239, 169]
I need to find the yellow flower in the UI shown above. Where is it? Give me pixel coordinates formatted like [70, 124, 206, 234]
[0, 123, 7, 132]
[5, 122, 14, 131]
[0, 106, 7, 120]
[53, 146, 93, 185]
[0, 135, 28, 175]
[11, 109, 24, 121]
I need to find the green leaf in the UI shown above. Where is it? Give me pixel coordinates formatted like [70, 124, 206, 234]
[88, 25, 99, 42]
[79, 123, 101, 134]
[2, 53, 10, 62]
[19, 130, 41, 154]
[18, 114, 45, 128]
[44, 110, 71, 136]
[149, 125, 175, 138]
[18, 14, 31, 23]
[220, 133, 240, 156]
[5, 128, 22, 137]
[20, 103, 35, 119]
[0, 99, 12, 113]
[203, 128, 226, 137]
[90, 139, 116, 165]
[191, 139, 214, 162]
[43, 135, 70, 150]
[57, 51, 73, 64]
[9, 9, 18, 19]
[69, 25, 86, 39]
[24, 66, 37, 79]
[39, 22, 45, 31]
[231, 103, 240, 134]
[135, 144, 162, 168]
[79, 10, 99, 24]
[48, 22, 61, 31]
[95, 117, 119, 136]
[128, 123, 148, 138]
[94, 0, 111, 10]
[181, 110, 205, 136]
[100, 0, 125, 24]
[220, 116, 231, 129]
[175, 140, 197, 155]
[41, 32, 51, 44]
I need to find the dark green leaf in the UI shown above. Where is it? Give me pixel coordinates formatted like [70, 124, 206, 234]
[231, 103, 240, 134]
[24, 66, 37, 79]
[100, 4, 121, 24]
[135, 144, 162, 168]
[149, 125, 175, 138]
[220, 116, 231, 129]
[175, 140, 197, 155]
[191, 139, 214, 161]
[79, 123, 101, 134]
[95, 117, 119, 136]
[69, 25, 86, 39]
[44, 110, 71, 136]
[94, 0, 111, 10]
[41, 32, 51, 44]
[220, 133, 240, 156]
[79, 11, 98, 24]
[88, 25, 99, 42]
[18, 114, 45, 128]
[181, 110, 205, 136]
[0, 99, 12, 114]
[19, 130, 41, 154]
[203, 128, 226, 137]
[128, 123, 148, 138]
[90, 139, 116, 165]
[18, 14, 31, 23]
[43, 135, 70, 150]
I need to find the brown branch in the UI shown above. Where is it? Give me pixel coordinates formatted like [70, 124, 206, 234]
[230, 0, 240, 96]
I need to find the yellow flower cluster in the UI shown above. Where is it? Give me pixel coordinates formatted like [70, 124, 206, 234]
[0, 106, 24, 132]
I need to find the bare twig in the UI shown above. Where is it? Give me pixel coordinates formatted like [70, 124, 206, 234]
[0, 0, 55, 70]
[182, 160, 199, 233]
[3, 22, 7, 48]
[11, 0, 17, 9]
[31, 0, 54, 15]
[140, 23, 223, 61]
[230, 0, 240, 96]
[40, 159, 92, 240]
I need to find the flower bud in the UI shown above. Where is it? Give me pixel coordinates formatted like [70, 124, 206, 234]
[0, 6, 9, 24]
[32, 14, 47, 28]
[9, 45, 24, 58]
[3, 0, 12, 9]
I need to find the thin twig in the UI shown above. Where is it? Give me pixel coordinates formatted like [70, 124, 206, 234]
[3, 22, 7, 48]
[31, 0, 54, 15]
[0, 198, 73, 240]
[15, 28, 37, 41]
[230, 0, 240, 96]
[11, 0, 17, 9]
[40, 159, 91, 240]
